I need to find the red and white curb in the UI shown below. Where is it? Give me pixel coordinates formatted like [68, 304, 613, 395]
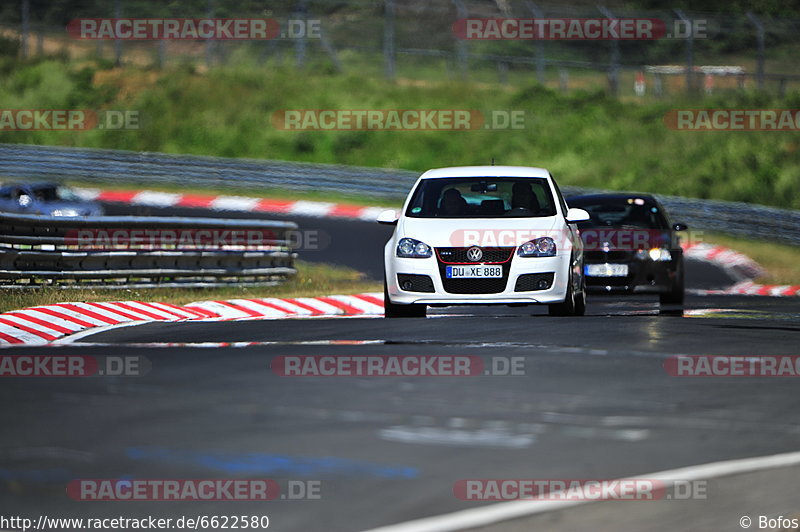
[681, 242, 800, 296]
[697, 281, 800, 297]
[681, 242, 765, 280]
[183, 293, 383, 320]
[74, 187, 389, 222]
[0, 293, 383, 346]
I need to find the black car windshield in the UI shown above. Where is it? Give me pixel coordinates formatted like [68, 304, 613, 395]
[570, 198, 668, 230]
[405, 177, 557, 218]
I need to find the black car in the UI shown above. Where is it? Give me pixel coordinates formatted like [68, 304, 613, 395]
[0, 183, 103, 217]
[567, 193, 687, 305]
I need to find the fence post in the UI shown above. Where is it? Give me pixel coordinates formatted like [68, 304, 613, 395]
[205, 0, 214, 68]
[157, 40, 166, 69]
[598, 6, 619, 96]
[525, 1, 546, 84]
[498, 61, 508, 84]
[293, 1, 307, 69]
[384, 0, 396, 80]
[674, 9, 693, 94]
[114, 0, 122, 66]
[451, 0, 468, 78]
[36, 24, 43, 55]
[747, 12, 765, 91]
[318, 19, 343, 73]
[20, 0, 30, 59]
[559, 68, 569, 93]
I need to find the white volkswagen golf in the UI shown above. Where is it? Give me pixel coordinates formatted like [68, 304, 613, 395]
[378, 166, 591, 318]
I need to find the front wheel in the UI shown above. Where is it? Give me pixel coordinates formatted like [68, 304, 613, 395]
[384, 279, 427, 318]
[549, 277, 576, 316]
[549, 266, 585, 317]
[660, 270, 685, 305]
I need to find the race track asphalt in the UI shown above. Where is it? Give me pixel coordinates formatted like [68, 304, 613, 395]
[1, 205, 798, 532]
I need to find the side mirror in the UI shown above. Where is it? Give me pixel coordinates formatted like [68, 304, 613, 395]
[566, 207, 590, 223]
[672, 222, 688, 231]
[377, 209, 399, 225]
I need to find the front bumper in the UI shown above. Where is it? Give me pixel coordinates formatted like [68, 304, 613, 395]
[584, 257, 680, 294]
[386, 253, 571, 305]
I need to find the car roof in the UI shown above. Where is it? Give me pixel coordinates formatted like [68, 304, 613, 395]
[419, 166, 551, 179]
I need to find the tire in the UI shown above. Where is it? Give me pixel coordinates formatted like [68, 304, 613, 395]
[384, 278, 427, 318]
[660, 270, 685, 306]
[573, 274, 586, 316]
[548, 275, 577, 316]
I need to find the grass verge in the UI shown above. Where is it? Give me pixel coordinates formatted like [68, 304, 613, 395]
[0, 260, 382, 314]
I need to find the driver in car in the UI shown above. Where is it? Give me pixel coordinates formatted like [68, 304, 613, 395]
[439, 188, 467, 216]
[508, 181, 540, 215]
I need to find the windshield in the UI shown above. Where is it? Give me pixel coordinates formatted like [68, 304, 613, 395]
[405, 177, 557, 218]
[572, 198, 668, 230]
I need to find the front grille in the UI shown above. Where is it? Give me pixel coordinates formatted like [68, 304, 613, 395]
[514, 272, 555, 292]
[585, 250, 632, 262]
[435, 247, 513, 294]
[397, 273, 435, 293]
[436, 247, 515, 264]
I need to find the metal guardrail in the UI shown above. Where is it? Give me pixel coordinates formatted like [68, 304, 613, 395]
[1, 143, 799, 246]
[0, 212, 298, 288]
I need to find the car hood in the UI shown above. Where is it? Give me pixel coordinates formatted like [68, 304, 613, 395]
[578, 226, 673, 251]
[398, 216, 562, 248]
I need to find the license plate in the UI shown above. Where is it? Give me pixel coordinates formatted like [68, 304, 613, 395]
[585, 263, 629, 277]
[446, 265, 503, 278]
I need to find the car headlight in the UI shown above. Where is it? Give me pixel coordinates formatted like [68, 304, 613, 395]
[396, 238, 432, 258]
[636, 248, 672, 261]
[517, 237, 556, 257]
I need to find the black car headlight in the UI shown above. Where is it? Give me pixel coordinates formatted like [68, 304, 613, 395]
[397, 238, 432, 258]
[517, 237, 556, 257]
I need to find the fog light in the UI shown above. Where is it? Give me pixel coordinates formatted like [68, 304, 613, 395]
[401, 281, 413, 290]
[537, 279, 550, 289]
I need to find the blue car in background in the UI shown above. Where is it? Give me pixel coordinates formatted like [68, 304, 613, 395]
[0, 183, 103, 217]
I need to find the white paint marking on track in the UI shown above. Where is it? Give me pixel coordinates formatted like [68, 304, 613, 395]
[359, 449, 800, 532]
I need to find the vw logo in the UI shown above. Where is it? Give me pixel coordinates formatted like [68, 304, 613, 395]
[466, 246, 483, 262]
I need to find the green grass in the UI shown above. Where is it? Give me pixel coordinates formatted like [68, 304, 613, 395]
[0, 55, 799, 210]
[0, 260, 381, 314]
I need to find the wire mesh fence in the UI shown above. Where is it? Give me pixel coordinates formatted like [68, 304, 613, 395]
[4, 0, 800, 98]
